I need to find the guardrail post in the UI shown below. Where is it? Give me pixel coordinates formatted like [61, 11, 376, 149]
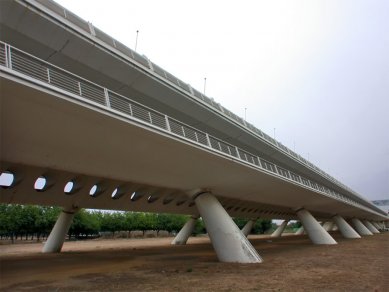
[256, 157, 263, 168]
[4, 44, 9, 68]
[104, 88, 111, 107]
[78, 82, 82, 96]
[205, 134, 212, 148]
[6, 44, 12, 69]
[287, 170, 292, 179]
[165, 115, 171, 132]
[274, 165, 280, 175]
[235, 147, 241, 159]
[47, 68, 51, 83]
[194, 132, 199, 143]
[181, 126, 186, 137]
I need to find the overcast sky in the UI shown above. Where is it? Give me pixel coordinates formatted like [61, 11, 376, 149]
[56, 0, 389, 201]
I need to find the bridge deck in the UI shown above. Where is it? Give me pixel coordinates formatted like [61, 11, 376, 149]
[0, 43, 386, 221]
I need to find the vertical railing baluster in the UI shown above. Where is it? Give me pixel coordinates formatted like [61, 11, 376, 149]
[181, 126, 185, 137]
[4, 44, 9, 68]
[286, 170, 291, 179]
[236, 147, 241, 159]
[256, 157, 262, 168]
[148, 112, 153, 124]
[47, 68, 51, 83]
[205, 134, 211, 148]
[7, 45, 12, 69]
[165, 116, 171, 132]
[104, 88, 110, 107]
[194, 132, 199, 143]
[217, 141, 222, 151]
[226, 145, 231, 156]
[78, 81, 82, 96]
[274, 165, 280, 175]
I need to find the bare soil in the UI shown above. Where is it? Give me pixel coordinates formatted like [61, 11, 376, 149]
[0, 232, 388, 291]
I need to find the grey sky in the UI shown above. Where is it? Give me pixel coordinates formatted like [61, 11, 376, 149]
[56, 0, 389, 201]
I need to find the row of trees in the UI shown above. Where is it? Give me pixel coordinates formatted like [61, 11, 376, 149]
[0, 204, 272, 242]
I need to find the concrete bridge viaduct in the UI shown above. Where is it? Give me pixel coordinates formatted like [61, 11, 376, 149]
[1, 0, 387, 263]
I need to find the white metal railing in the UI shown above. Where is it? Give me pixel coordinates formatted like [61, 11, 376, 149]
[0, 41, 382, 216]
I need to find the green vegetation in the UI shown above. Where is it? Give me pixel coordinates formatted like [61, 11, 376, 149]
[0, 204, 272, 242]
[233, 217, 273, 234]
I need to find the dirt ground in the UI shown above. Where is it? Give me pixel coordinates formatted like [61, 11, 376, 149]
[0, 232, 388, 291]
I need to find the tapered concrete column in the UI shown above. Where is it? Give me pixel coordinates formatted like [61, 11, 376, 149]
[271, 220, 289, 237]
[241, 219, 256, 237]
[296, 209, 337, 244]
[332, 215, 361, 239]
[350, 218, 373, 236]
[194, 192, 262, 263]
[42, 207, 78, 253]
[363, 220, 380, 234]
[295, 226, 304, 235]
[171, 216, 198, 245]
[322, 221, 334, 232]
[372, 222, 381, 230]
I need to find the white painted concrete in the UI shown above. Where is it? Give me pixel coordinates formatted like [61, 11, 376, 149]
[363, 220, 380, 234]
[372, 222, 381, 230]
[296, 209, 337, 245]
[1, 74, 388, 222]
[171, 216, 198, 245]
[241, 219, 256, 237]
[295, 226, 304, 235]
[350, 218, 373, 236]
[194, 192, 262, 263]
[322, 221, 334, 232]
[332, 215, 361, 239]
[42, 207, 77, 253]
[271, 220, 289, 237]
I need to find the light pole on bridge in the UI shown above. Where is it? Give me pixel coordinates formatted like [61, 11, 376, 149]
[135, 30, 139, 52]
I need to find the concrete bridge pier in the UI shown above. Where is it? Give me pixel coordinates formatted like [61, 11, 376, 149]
[363, 220, 380, 234]
[350, 218, 373, 236]
[42, 207, 78, 253]
[374, 222, 385, 230]
[372, 221, 382, 232]
[296, 208, 337, 244]
[372, 222, 381, 230]
[271, 220, 289, 237]
[171, 216, 198, 245]
[332, 215, 361, 239]
[193, 191, 262, 263]
[322, 221, 334, 232]
[241, 219, 256, 237]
